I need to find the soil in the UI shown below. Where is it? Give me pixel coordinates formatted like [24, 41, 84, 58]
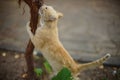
[0, 49, 120, 80]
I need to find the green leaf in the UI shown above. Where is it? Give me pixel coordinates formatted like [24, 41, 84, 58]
[34, 68, 43, 77]
[52, 67, 73, 80]
[44, 61, 52, 73]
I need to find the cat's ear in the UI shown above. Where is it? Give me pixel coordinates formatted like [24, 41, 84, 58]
[57, 12, 63, 19]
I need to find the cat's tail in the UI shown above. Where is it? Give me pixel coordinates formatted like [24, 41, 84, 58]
[26, 21, 34, 38]
[78, 54, 111, 72]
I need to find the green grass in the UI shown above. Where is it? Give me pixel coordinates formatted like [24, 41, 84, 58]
[34, 68, 43, 77]
[44, 60, 52, 73]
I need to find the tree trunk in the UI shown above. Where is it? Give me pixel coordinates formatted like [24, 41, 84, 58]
[18, 0, 44, 80]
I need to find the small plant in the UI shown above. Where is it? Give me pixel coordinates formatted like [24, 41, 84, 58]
[34, 60, 52, 77]
[34, 68, 43, 77]
[34, 60, 73, 80]
[44, 60, 52, 73]
[52, 67, 73, 80]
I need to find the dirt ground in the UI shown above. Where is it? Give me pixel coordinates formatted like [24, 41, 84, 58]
[0, 49, 120, 80]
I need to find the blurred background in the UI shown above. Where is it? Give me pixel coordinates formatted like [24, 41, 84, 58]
[0, 0, 120, 65]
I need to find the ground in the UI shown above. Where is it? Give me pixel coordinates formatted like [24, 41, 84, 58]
[0, 50, 120, 80]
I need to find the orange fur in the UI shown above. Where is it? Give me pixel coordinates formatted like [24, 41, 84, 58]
[27, 5, 111, 79]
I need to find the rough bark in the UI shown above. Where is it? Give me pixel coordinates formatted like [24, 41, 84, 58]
[18, 0, 44, 80]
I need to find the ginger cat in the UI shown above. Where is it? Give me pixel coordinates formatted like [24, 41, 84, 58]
[26, 5, 111, 80]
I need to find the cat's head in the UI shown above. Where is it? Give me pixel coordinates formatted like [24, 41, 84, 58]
[39, 5, 63, 21]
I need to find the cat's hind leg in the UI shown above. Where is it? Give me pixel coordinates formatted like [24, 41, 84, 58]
[78, 54, 111, 72]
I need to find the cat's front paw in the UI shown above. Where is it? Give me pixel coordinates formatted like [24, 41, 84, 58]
[26, 21, 31, 29]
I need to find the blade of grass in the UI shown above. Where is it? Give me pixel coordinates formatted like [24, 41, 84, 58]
[34, 68, 43, 77]
[44, 61, 52, 73]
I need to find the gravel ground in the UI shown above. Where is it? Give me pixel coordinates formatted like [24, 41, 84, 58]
[0, 50, 120, 80]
